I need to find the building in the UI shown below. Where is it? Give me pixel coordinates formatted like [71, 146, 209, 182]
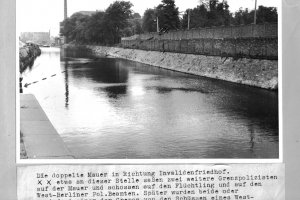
[20, 32, 51, 45]
[76, 11, 96, 16]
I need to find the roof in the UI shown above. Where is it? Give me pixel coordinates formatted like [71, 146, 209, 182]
[76, 11, 96, 16]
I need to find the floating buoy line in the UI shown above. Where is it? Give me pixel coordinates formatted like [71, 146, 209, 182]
[23, 70, 66, 88]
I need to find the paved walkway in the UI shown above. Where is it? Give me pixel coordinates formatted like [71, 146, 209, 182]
[20, 94, 74, 159]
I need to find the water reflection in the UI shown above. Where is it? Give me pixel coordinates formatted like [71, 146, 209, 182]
[22, 47, 279, 159]
[71, 61, 129, 83]
[63, 59, 69, 108]
[102, 85, 128, 99]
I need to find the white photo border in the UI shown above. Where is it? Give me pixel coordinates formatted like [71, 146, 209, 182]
[15, 0, 283, 164]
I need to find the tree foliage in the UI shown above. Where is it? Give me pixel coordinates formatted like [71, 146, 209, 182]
[61, 13, 90, 43]
[232, 5, 277, 25]
[103, 1, 133, 43]
[181, 0, 231, 29]
[123, 13, 143, 37]
[181, 5, 208, 29]
[61, 0, 278, 44]
[142, 9, 157, 32]
[181, 1, 277, 29]
[156, 0, 180, 31]
[61, 1, 133, 45]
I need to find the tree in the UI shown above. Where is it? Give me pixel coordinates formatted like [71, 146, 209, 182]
[61, 1, 140, 44]
[181, 5, 208, 29]
[123, 18, 143, 36]
[255, 6, 277, 24]
[61, 13, 91, 43]
[132, 12, 141, 19]
[132, 19, 143, 34]
[103, 1, 133, 44]
[232, 6, 277, 25]
[142, 8, 157, 32]
[181, 0, 231, 29]
[233, 8, 253, 25]
[125, 12, 143, 36]
[156, 0, 180, 31]
[84, 11, 106, 43]
[206, 0, 231, 26]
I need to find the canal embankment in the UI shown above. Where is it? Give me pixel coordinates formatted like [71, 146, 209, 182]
[20, 94, 74, 159]
[19, 42, 73, 159]
[64, 23, 278, 90]
[80, 45, 278, 90]
[19, 41, 41, 73]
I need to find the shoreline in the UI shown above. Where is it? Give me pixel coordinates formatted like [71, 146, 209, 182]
[70, 45, 278, 90]
[20, 94, 74, 159]
[19, 42, 41, 73]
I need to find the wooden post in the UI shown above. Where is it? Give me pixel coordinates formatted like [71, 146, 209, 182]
[156, 17, 159, 33]
[19, 75, 23, 93]
[188, 9, 190, 30]
[254, 0, 257, 24]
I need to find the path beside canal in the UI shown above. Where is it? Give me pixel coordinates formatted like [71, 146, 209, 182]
[20, 94, 74, 159]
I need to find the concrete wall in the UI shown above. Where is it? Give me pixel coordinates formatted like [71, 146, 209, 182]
[122, 23, 278, 41]
[121, 37, 278, 60]
[83, 45, 278, 90]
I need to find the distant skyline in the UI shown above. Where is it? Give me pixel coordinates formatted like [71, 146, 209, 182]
[17, 0, 280, 37]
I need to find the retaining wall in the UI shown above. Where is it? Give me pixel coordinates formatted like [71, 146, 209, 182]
[83, 45, 278, 90]
[121, 37, 277, 60]
[122, 23, 277, 41]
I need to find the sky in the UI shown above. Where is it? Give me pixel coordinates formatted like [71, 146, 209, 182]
[17, 0, 280, 37]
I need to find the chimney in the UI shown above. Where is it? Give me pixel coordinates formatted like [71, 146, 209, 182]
[64, 0, 68, 19]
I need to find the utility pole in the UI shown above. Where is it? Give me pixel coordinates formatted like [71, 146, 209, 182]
[156, 17, 159, 32]
[254, 0, 257, 24]
[187, 9, 190, 30]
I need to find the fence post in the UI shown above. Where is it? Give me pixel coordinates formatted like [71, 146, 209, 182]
[202, 39, 205, 54]
[211, 39, 214, 55]
[264, 23, 267, 37]
[19, 74, 23, 93]
[179, 40, 181, 53]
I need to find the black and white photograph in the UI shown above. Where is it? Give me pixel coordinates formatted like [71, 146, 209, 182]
[18, 0, 280, 160]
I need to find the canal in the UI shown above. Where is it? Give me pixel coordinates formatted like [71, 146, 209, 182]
[22, 47, 279, 159]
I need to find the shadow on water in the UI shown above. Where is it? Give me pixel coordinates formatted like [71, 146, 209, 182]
[47, 47, 279, 158]
[210, 82, 278, 138]
[101, 85, 128, 99]
[64, 61, 69, 109]
[146, 86, 210, 94]
[65, 59, 129, 84]
[120, 59, 279, 138]
[61, 48, 129, 100]
[61, 48, 278, 138]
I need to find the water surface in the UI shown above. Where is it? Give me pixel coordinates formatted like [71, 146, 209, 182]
[22, 47, 279, 159]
